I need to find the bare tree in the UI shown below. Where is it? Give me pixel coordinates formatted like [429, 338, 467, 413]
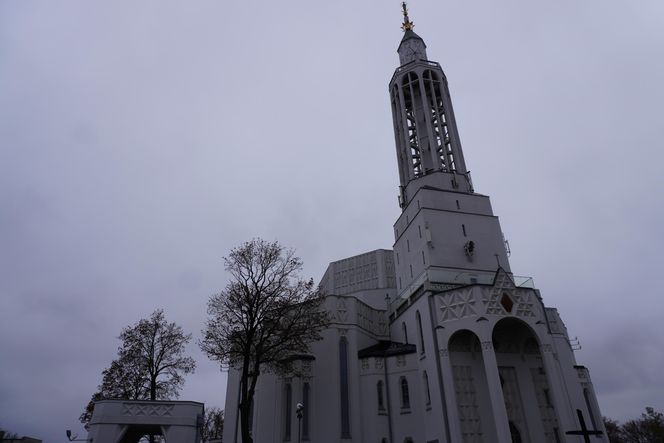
[621, 407, 664, 443]
[200, 239, 328, 443]
[119, 310, 196, 401]
[201, 407, 224, 442]
[604, 417, 625, 443]
[0, 427, 19, 440]
[80, 310, 196, 429]
[604, 408, 664, 443]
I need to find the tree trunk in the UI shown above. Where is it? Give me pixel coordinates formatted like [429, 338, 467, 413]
[150, 375, 157, 401]
[239, 354, 254, 443]
[150, 376, 156, 443]
[239, 401, 253, 443]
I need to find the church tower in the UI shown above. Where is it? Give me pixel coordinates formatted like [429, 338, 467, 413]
[386, 4, 606, 442]
[390, 3, 511, 297]
[222, 5, 607, 443]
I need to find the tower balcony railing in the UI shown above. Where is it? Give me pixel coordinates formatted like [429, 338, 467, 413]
[390, 60, 443, 84]
[390, 267, 535, 312]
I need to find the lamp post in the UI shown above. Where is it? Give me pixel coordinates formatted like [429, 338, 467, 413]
[65, 430, 88, 441]
[296, 402, 304, 443]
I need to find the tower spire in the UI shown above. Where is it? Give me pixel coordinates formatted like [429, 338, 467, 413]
[390, 8, 469, 208]
[401, 2, 414, 31]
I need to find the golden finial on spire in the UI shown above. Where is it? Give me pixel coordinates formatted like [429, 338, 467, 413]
[401, 2, 414, 31]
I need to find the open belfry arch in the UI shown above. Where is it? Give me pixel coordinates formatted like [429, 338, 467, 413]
[222, 3, 606, 442]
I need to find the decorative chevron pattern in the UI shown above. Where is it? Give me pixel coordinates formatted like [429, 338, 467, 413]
[481, 269, 537, 317]
[122, 403, 174, 417]
[437, 288, 477, 321]
[484, 269, 516, 315]
[514, 291, 536, 318]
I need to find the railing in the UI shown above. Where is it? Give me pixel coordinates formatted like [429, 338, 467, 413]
[390, 268, 535, 311]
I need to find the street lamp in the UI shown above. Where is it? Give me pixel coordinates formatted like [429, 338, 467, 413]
[296, 402, 304, 443]
[65, 430, 88, 441]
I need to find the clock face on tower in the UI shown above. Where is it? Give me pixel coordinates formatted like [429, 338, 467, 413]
[400, 40, 426, 64]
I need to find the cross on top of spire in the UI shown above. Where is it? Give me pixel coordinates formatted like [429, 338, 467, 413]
[401, 2, 414, 31]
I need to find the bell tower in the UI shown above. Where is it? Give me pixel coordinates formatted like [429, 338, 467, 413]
[390, 2, 468, 208]
[390, 3, 511, 295]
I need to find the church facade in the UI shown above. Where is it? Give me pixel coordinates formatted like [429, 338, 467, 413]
[223, 6, 606, 443]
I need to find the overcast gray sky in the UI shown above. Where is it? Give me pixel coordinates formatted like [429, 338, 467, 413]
[1, 1, 663, 440]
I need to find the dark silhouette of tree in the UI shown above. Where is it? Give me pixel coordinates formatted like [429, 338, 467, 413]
[200, 239, 328, 443]
[80, 310, 195, 428]
[622, 407, 664, 443]
[201, 407, 224, 442]
[604, 407, 664, 443]
[0, 427, 19, 440]
[604, 417, 626, 443]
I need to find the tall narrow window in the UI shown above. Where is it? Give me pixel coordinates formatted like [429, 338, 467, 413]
[583, 388, 598, 430]
[416, 311, 425, 354]
[402, 322, 408, 344]
[423, 371, 431, 406]
[400, 377, 410, 409]
[284, 383, 292, 441]
[402, 72, 424, 176]
[339, 337, 351, 438]
[377, 380, 385, 411]
[303, 382, 310, 440]
[423, 69, 456, 172]
[418, 225, 422, 238]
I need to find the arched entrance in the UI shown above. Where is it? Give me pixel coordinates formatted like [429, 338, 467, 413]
[492, 318, 560, 442]
[87, 400, 204, 443]
[448, 329, 496, 442]
[118, 425, 164, 443]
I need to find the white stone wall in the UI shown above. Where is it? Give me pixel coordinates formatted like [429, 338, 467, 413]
[223, 264, 607, 443]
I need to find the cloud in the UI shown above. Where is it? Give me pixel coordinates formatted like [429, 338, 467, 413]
[1, 0, 663, 439]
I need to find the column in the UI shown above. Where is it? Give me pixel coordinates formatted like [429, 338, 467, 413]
[480, 340, 511, 443]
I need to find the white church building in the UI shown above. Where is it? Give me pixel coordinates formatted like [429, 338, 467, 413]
[223, 5, 606, 443]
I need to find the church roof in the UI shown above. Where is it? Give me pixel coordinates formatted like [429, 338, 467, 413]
[401, 29, 425, 44]
[398, 29, 427, 51]
[357, 340, 416, 358]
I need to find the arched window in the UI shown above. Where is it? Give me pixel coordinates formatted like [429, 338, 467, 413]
[416, 311, 425, 354]
[303, 382, 310, 440]
[339, 337, 351, 438]
[377, 380, 385, 411]
[284, 382, 292, 441]
[423, 371, 431, 406]
[422, 69, 456, 172]
[400, 377, 410, 409]
[402, 322, 408, 344]
[400, 71, 423, 176]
